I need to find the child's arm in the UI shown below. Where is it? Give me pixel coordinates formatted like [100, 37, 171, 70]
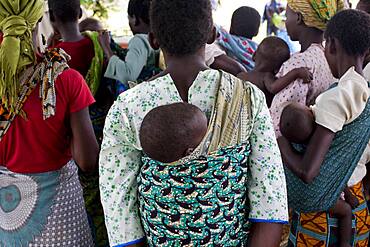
[278, 125, 335, 184]
[343, 187, 359, 209]
[210, 54, 246, 76]
[265, 67, 313, 94]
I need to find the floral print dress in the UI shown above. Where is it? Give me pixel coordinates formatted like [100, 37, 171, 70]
[99, 70, 289, 246]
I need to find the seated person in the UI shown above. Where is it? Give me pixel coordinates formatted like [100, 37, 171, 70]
[217, 6, 260, 71]
[238, 36, 312, 107]
[99, 0, 160, 84]
[280, 102, 360, 247]
[138, 103, 253, 246]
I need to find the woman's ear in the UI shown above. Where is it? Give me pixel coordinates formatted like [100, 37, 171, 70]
[327, 38, 337, 55]
[297, 12, 304, 25]
[149, 32, 160, 50]
[207, 26, 217, 44]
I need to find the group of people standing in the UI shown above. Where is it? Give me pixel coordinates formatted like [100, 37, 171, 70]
[0, 0, 369, 247]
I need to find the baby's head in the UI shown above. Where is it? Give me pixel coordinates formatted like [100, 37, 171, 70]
[140, 103, 208, 163]
[230, 6, 261, 40]
[79, 18, 104, 32]
[253, 36, 290, 74]
[280, 102, 315, 144]
[357, 0, 370, 15]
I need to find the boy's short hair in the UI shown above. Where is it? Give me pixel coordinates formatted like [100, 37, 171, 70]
[128, 0, 151, 25]
[230, 7, 261, 39]
[257, 36, 290, 72]
[150, 0, 213, 56]
[48, 0, 80, 23]
[140, 103, 207, 163]
[325, 9, 370, 56]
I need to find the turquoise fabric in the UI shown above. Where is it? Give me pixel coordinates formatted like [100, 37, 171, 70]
[286, 83, 370, 213]
[138, 144, 251, 246]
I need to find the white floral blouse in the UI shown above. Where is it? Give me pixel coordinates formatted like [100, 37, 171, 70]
[99, 70, 289, 246]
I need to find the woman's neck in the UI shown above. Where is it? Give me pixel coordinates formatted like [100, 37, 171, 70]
[299, 28, 324, 52]
[58, 22, 84, 42]
[165, 52, 209, 102]
[337, 55, 364, 78]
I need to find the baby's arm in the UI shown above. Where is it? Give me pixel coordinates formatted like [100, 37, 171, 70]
[265, 67, 313, 94]
[278, 125, 335, 184]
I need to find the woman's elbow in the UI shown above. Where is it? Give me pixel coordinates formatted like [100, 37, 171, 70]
[75, 146, 99, 173]
[300, 169, 320, 184]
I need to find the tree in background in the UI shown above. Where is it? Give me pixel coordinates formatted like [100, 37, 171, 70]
[81, 0, 118, 19]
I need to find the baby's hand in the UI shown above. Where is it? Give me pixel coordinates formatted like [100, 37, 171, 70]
[294, 67, 313, 84]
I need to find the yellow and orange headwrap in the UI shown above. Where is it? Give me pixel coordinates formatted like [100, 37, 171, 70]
[288, 0, 345, 31]
[0, 0, 44, 114]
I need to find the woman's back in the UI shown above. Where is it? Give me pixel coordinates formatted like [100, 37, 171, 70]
[0, 69, 94, 173]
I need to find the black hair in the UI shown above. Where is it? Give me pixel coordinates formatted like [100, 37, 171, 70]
[79, 17, 104, 32]
[128, 0, 151, 25]
[280, 103, 315, 144]
[150, 0, 213, 56]
[230, 6, 261, 39]
[48, 0, 81, 23]
[140, 103, 207, 163]
[257, 36, 290, 72]
[325, 9, 370, 56]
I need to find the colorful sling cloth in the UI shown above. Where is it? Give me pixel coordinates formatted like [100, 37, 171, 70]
[216, 27, 258, 72]
[286, 83, 370, 213]
[138, 72, 257, 246]
[0, 161, 94, 246]
[288, 182, 370, 246]
[0, 48, 70, 141]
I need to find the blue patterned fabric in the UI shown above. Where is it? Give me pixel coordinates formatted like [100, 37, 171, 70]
[286, 83, 370, 213]
[0, 168, 60, 246]
[138, 144, 251, 246]
[216, 27, 258, 72]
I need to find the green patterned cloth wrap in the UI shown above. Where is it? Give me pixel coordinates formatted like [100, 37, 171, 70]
[286, 83, 370, 213]
[138, 143, 251, 246]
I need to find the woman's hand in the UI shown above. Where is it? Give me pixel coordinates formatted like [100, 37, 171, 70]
[98, 30, 114, 60]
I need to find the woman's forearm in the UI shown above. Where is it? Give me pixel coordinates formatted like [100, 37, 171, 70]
[248, 222, 283, 247]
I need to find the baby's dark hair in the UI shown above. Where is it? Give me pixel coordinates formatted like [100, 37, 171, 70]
[230, 7, 261, 39]
[48, 0, 81, 23]
[280, 103, 315, 144]
[79, 18, 104, 32]
[256, 36, 290, 73]
[325, 9, 370, 56]
[150, 0, 213, 56]
[140, 103, 207, 163]
[128, 0, 151, 25]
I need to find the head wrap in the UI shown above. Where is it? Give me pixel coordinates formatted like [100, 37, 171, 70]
[0, 0, 44, 114]
[288, 0, 345, 31]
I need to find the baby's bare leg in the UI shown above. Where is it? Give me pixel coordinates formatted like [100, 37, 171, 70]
[329, 199, 352, 247]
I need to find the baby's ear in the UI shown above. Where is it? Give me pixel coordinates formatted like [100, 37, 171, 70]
[184, 148, 195, 157]
[207, 26, 217, 44]
[149, 32, 160, 50]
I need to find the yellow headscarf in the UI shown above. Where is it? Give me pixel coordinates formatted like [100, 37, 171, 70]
[0, 0, 44, 114]
[288, 0, 345, 31]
